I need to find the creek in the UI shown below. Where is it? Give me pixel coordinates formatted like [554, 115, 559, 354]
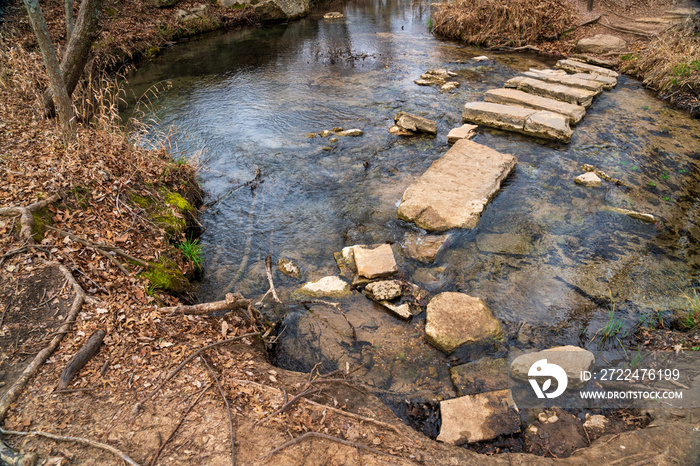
[124, 0, 700, 432]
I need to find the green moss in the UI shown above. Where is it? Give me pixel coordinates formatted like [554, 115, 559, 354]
[146, 46, 161, 58]
[130, 194, 154, 209]
[130, 190, 194, 239]
[139, 258, 190, 292]
[161, 189, 194, 212]
[31, 207, 52, 241]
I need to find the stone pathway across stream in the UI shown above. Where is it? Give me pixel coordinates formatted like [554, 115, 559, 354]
[293, 58, 665, 448]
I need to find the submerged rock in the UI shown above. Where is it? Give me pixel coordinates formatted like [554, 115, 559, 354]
[336, 129, 363, 137]
[378, 301, 412, 320]
[600, 206, 656, 223]
[388, 125, 414, 136]
[425, 292, 501, 352]
[574, 172, 602, 187]
[510, 345, 594, 389]
[402, 232, 452, 263]
[353, 244, 398, 279]
[472, 55, 489, 61]
[437, 389, 520, 444]
[440, 81, 459, 91]
[450, 358, 509, 396]
[295, 276, 351, 299]
[364, 280, 402, 301]
[397, 139, 517, 231]
[414, 79, 433, 86]
[476, 233, 535, 255]
[394, 112, 437, 135]
[278, 258, 301, 278]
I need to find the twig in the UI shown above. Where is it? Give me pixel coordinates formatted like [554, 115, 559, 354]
[46, 226, 131, 275]
[148, 383, 211, 466]
[0, 426, 140, 465]
[302, 398, 415, 443]
[0, 261, 84, 422]
[0, 193, 62, 243]
[257, 386, 320, 424]
[203, 358, 235, 466]
[162, 292, 251, 317]
[264, 255, 281, 304]
[0, 304, 9, 330]
[259, 431, 399, 462]
[137, 332, 262, 407]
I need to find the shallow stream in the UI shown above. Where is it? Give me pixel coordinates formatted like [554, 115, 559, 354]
[124, 0, 700, 424]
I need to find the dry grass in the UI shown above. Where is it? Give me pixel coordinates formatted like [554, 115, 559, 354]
[620, 16, 700, 114]
[431, 0, 576, 48]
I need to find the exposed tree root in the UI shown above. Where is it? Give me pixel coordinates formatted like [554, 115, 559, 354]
[0, 193, 62, 244]
[259, 431, 400, 463]
[161, 292, 251, 317]
[58, 329, 106, 390]
[0, 426, 140, 466]
[0, 260, 85, 422]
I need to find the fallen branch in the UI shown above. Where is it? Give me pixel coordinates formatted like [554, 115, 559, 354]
[58, 329, 106, 390]
[578, 14, 601, 27]
[0, 193, 62, 243]
[137, 332, 262, 408]
[0, 261, 84, 422]
[162, 292, 251, 317]
[148, 383, 211, 466]
[0, 426, 140, 465]
[46, 226, 132, 276]
[263, 255, 281, 304]
[259, 431, 398, 462]
[203, 358, 235, 466]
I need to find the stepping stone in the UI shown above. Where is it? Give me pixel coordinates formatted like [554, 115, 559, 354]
[353, 244, 398, 279]
[505, 76, 598, 107]
[446, 124, 477, 144]
[462, 101, 573, 142]
[425, 292, 501, 352]
[510, 345, 594, 389]
[522, 69, 606, 93]
[397, 139, 517, 231]
[564, 72, 617, 89]
[576, 34, 627, 54]
[555, 59, 619, 78]
[484, 88, 585, 125]
[437, 389, 520, 444]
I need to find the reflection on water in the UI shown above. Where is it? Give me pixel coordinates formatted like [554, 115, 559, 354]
[125, 0, 700, 403]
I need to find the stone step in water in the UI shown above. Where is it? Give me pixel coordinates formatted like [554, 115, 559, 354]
[462, 101, 573, 142]
[397, 139, 517, 232]
[484, 88, 586, 125]
[525, 68, 617, 89]
[505, 76, 598, 107]
[555, 59, 619, 78]
[522, 69, 606, 93]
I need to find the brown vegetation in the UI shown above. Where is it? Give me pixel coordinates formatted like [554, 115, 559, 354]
[431, 0, 576, 48]
[620, 16, 700, 115]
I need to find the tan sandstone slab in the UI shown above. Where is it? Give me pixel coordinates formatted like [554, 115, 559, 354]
[446, 124, 477, 144]
[505, 76, 598, 107]
[437, 389, 520, 444]
[529, 68, 617, 89]
[555, 59, 619, 78]
[425, 292, 502, 352]
[462, 101, 572, 142]
[397, 139, 517, 232]
[522, 70, 606, 93]
[484, 88, 586, 125]
[353, 244, 398, 279]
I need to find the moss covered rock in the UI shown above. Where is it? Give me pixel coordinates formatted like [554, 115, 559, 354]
[139, 258, 190, 293]
[130, 189, 195, 239]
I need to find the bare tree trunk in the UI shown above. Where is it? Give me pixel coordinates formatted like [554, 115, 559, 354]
[43, 0, 105, 118]
[23, 0, 76, 145]
[65, 0, 74, 38]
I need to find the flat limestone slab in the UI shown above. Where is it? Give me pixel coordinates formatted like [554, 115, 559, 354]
[505, 76, 598, 107]
[484, 88, 586, 125]
[446, 124, 477, 144]
[555, 58, 619, 78]
[353, 244, 398, 279]
[397, 139, 517, 232]
[523, 70, 605, 93]
[437, 389, 520, 444]
[462, 101, 573, 142]
[530, 67, 618, 89]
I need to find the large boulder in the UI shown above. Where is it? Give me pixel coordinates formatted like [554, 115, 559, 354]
[576, 34, 627, 54]
[397, 139, 517, 231]
[425, 292, 501, 352]
[220, 0, 309, 21]
[437, 390, 520, 444]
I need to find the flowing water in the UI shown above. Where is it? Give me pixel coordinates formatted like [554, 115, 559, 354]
[124, 0, 700, 416]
